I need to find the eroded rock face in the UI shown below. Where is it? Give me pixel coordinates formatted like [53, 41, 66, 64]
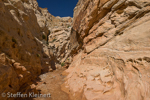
[0, 53, 34, 100]
[40, 13, 73, 70]
[48, 17, 72, 63]
[0, 0, 51, 99]
[62, 0, 150, 100]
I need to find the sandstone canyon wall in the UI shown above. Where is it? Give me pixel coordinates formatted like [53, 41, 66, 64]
[62, 0, 150, 100]
[0, 0, 72, 99]
[1, 0, 150, 100]
[44, 16, 72, 69]
[0, 0, 47, 99]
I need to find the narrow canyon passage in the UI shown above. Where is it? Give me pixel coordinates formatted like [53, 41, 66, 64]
[1, 0, 150, 100]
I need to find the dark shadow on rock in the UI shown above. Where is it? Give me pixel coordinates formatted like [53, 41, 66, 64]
[50, 59, 56, 70]
[15, 76, 42, 100]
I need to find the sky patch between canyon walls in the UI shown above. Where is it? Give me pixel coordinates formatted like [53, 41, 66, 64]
[37, 0, 78, 17]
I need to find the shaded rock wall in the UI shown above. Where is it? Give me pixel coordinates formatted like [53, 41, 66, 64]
[0, 0, 52, 99]
[42, 16, 73, 71]
[62, 0, 150, 100]
[0, 1, 73, 98]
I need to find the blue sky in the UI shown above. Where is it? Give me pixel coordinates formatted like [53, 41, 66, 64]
[36, 0, 78, 17]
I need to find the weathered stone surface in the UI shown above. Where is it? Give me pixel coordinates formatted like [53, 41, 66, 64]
[62, 0, 150, 100]
[48, 25, 72, 63]
[42, 16, 73, 69]
[0, 0, 52, 99]
[1, 0, 150, 99]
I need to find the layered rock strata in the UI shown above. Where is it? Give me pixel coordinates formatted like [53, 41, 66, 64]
[0, 0, 50, 99]
[0, 0, 73, 99]
[62, 0, 150, 100]
[48, 17, 72, 63]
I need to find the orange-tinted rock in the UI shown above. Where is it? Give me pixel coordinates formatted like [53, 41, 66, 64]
[62, 0, 150, 100]
[0, 0, 50, 99]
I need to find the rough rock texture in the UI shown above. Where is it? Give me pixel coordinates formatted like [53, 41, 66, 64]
[48, 17, 72, 63]
[0, 0, 51, 99]
[42, 16, 73, 70]
[0, 0, 73, 98]
[62, 0, 150, 100]
[0, 53, 34, 100]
